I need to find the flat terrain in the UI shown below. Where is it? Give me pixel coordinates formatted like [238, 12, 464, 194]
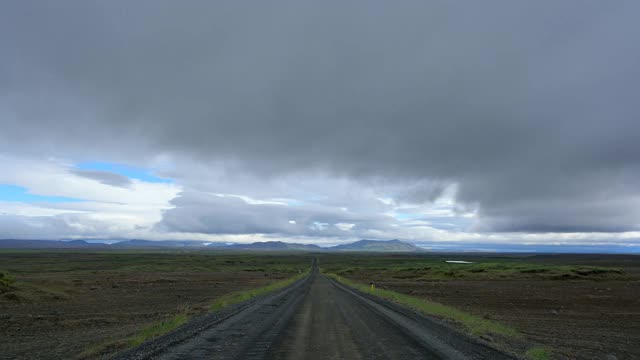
[267, 275, 510, 360]
[0, 251, 310, 359]
[321, 253, 640, 360]
[2, 251, 638, 360]
[120, 265, 511, 360]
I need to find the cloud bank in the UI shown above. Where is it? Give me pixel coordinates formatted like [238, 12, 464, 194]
[1, 1, 639, 248]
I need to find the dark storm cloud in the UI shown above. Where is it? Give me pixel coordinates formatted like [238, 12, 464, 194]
[70, 169, 132, 188]
[2, 1, 640, 233]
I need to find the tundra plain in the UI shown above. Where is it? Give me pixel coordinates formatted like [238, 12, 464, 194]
[0, 251, 311, 359]
[0, 251, 638, 360]
[321, 253, 640, 360]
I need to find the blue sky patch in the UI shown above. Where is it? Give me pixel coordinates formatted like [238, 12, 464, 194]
[0, 184, 84, 203]
[393, 212, 422, 220]
[75, 161, 173, 184]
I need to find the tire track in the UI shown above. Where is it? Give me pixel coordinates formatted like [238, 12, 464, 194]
[119, 261, 513, 360]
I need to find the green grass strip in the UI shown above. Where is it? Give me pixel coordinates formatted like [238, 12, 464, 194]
[326, 273, 519, 338]
[76, 313, 189, 359]
[127, 313, 189, 347]
[525, 347, 550, 360]
[78, 270, 310, 359]
[210, 269, 310, 312]
[0, 270, 16, 287]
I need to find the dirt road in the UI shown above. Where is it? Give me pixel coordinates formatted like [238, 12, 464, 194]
[118, 265, 512, 360]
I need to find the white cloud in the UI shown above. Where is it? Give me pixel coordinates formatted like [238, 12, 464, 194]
[0, 155, 181, 238]
[0, 155, 639, 249]
[335, 223, 355, 231]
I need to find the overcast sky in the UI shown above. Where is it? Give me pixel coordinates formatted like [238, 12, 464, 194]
[1, 1, 639, 249]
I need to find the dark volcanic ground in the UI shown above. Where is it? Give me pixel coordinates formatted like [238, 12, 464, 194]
[339, 254, 640, 360]
[121, 267, 512, 360]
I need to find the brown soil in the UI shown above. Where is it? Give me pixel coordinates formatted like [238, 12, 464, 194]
[0, 252, 307, 360]
[342, 255, 640, 360]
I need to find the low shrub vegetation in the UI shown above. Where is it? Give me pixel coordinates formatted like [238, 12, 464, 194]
[324, 259, 626, 281]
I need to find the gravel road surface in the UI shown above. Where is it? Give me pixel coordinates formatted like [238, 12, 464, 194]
[118, 263, 512, 360]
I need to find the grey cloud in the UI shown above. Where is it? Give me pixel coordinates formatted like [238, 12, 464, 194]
[0, 213, 112, 240]
[70, 169, 132, 188]
[473, 195, 640, 233]
[157, 191, 395, 237]
[2, 1, 640, 234]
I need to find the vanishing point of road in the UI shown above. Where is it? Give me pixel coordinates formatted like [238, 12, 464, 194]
[117, 261, 513, 360]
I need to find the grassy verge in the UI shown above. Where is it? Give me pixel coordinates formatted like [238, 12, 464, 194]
[127, 313, 189, 347]
[210, 269, 310, 312]
[76, 312, 189, 359]
[78, 269, 309, 359]
[525, 347, 550, 360]
[0, 271, 16, 293]
[326, 272, 518, 337]
[326, 272, 557, 358]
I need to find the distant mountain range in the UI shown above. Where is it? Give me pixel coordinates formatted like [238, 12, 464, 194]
[226, 241, 323, 251]
[0, 239, 424, 252]
[330, 239, 422, 252]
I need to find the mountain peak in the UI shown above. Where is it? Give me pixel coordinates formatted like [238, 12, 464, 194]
[0, 238, 423, 252]
[331, 239, 422, 252]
